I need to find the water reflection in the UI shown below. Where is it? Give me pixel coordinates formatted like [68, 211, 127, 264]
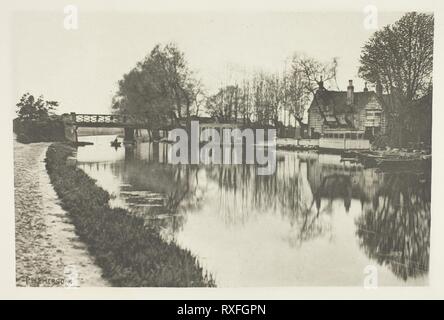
[77, 136, 430, 286]
[356, 171, 431, 280]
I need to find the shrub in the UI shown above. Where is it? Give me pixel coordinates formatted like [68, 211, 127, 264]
[14, 118, 66, 143]
[372, 134, 390, 150]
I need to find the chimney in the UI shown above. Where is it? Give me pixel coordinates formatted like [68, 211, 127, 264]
[346, 80, 354, 105]
[363, 82, 369, 92]
[318, 76, 324, 91]
[376, 82, 383, 96]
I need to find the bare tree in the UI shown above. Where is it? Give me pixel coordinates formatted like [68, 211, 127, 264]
[205, 54, 338, 129]
[264, 73, 285, 127]
[206, 85, 241, 122]
[292, 54, 339, 93]
[290, 54, 339, 126]
[283, 65, 308, 126]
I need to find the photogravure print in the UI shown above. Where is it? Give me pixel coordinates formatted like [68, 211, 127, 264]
[12, 6, 432, 288]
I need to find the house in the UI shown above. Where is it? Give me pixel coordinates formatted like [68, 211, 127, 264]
[307, 80, 387, 139]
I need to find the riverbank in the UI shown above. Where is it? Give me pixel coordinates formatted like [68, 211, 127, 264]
[276, 138, 432, 162]
[45, 143, 215, 287]
[14, 140, 107, 287]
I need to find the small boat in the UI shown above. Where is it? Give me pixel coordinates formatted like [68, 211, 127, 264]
[341, 151, 358, 158]
[375, 157, 431, 170]
[340, 157, 358, 163]
[340, 151, 359, 162]
[110, 140, 121, 148]
[75, 141, 94, 147]
[352, 151, 389, 168]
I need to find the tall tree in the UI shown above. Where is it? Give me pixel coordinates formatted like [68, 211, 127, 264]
[359, 12, 434, 146]
[264, 73, 285, 127]
[283, 64, 308, 126]
[113, 43, 202, 121]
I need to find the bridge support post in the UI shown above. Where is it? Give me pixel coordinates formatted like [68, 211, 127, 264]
[63, 112, 78, 143]
[124, 146, 134, 160]
[153, 142, 160, 162]
[124, 127, 135, 143]
[64, 124, 78, 143]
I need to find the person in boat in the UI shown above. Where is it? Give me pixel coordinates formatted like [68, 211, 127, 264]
[113, 137, 118, 145]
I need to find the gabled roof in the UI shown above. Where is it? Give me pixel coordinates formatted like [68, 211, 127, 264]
[309, 89, 383, 114]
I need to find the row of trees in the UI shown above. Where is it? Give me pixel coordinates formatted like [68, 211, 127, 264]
[112, 12, 433, 147]
[112, 43, 339, 128]
[205, 55, 337, 127]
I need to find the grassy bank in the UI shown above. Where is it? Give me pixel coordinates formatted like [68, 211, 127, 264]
[45, 143, 215, 287]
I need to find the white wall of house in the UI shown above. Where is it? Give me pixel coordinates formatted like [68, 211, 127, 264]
[319, 137, 370, 150]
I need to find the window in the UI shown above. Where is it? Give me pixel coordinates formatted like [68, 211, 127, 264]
[345, 133, 351, 139]
[366, 110, 382, 127]
[351, 133, 357, 140]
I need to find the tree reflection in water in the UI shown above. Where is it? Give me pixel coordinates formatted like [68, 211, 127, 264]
[80, 142, 431, 282]
[201, 154, 431, 280]
[305, 156, 431, 281]
[86, 158, 206, 239]
[202, 156, 333, 245]
[355, 170, 431, 281]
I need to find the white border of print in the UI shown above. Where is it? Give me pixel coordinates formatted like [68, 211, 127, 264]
[0, 0, 442, 300]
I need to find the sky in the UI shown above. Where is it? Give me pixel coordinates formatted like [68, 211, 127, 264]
[12, 11, 406, 114]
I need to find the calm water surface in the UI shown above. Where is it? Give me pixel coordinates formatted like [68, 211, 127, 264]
[77, 135, 430, 286]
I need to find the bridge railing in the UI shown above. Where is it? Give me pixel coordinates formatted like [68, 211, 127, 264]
[76, 114, 135, 123]
[74, 113, 169, 127]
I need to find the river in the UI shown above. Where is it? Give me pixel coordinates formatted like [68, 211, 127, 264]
[76, 135, 430, 287]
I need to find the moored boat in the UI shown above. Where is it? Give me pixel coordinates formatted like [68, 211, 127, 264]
[341, 150, 431, 170]
[375, 156, 431, 170]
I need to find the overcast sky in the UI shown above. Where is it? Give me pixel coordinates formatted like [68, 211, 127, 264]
[12, 11, 405, 114]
